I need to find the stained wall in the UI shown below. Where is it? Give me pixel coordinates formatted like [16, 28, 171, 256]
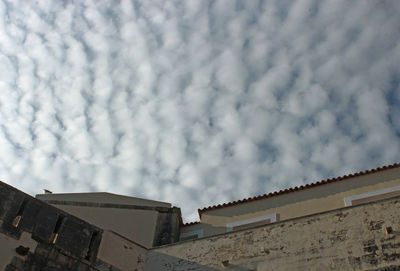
[182, 167, 400, 238]
[149, 195, 400, 271]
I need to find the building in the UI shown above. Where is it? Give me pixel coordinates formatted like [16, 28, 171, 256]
[1, 163, 400, 270]
[35, 192, 181, 248]
[181, 163, 400, 240]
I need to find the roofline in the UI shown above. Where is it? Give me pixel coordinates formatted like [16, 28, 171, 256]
[197, 162, 400, 218]
[35, 192, 171, 206]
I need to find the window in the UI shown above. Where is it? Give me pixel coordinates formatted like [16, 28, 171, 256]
[51, 214, 66, 244]
[344, 185, 400, 207]
[179, 229, 203, 241]
[226, 213, 278, 232]
[12, 198, 28, 227]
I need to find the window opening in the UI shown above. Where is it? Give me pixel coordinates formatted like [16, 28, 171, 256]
[51, 214, 66, 244]
[12, 198, 28, 227]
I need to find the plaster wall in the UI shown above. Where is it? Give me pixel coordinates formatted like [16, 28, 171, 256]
[149, 195, 400, 271]
[97, 230, 147, 271]
[187, 168, 400, 237]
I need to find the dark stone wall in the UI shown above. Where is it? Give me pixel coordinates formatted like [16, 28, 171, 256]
[152, 207, 181, 247]
[0, 181, 120, 271]
[39, 198, 183, 248]
[5, 243, 122, 271]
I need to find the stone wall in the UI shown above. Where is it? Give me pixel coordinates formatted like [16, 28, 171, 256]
[0, 181, 122, 271]
[147, 196, 400, 271]
[3, 178, 400, 271]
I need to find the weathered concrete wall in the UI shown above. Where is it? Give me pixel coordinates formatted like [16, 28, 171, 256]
[1, 180, 187, 271]
[47, 204, 181, 248]
[50, 204, 159, 248]
[97, 230, 147, 271]
[4, 242, 108, 271]
[0, 181, 124, 271]
[152, 208, 181, 247]
[147, 196, 400, 271]
[38, 194, 181, 248]
[0, 232, 38, 271]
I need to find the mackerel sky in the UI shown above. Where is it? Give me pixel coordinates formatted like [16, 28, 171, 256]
[0, 0, 400, 221]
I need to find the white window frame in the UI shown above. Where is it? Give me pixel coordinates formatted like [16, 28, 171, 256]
[344, 185, 400, 207]
[180, 229, 204, 240]
[226, 213, 277, 232]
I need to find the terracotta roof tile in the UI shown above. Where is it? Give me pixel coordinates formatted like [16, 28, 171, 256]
[197, 163, 400, 217]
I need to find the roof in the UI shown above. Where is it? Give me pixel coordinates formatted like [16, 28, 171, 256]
[197, 162, 400, 218]
[36, 192, 172, 208]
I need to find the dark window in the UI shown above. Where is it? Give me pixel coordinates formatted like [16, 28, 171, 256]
[51, 214, 66, 243]
[12, 198, 28, 227]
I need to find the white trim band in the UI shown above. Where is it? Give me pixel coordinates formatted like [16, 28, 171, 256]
[226, 213, 277, 232]
[344, 185, 400, 206]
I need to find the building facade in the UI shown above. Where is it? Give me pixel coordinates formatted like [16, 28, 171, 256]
[35, 192, 181, 248]
[181, 164, 400, 240]
[1, 163, 400, 270]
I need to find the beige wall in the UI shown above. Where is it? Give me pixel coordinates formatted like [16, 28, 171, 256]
[52, 204, 159, 248]
[36, 192, 171, 208]
[149, 195, 400, 271]
[97, 230, 147, 271]
[0, 232, 38, 270]
[185, 167, 400, 237]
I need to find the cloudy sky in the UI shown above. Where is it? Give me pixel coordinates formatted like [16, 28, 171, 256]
[0, 0, 400, 221]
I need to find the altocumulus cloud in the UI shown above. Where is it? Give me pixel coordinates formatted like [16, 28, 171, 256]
[0, 0, 400, 221]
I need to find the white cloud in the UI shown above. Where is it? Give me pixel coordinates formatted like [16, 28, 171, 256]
[0, 0, 399, 222]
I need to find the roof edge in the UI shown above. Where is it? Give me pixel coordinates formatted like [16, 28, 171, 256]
[198, 162, 400, 217]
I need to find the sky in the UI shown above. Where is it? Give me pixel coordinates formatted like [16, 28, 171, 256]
[0, 0, 400, 222]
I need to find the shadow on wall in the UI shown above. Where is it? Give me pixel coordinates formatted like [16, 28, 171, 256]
[145, 250, 256, 271]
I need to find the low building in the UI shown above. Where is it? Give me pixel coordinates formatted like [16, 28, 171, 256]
[181, 163, 400, 240]
[1, 163, 400, 270]
[35, 192, 181, 248]
[0, 181, 179, 271]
